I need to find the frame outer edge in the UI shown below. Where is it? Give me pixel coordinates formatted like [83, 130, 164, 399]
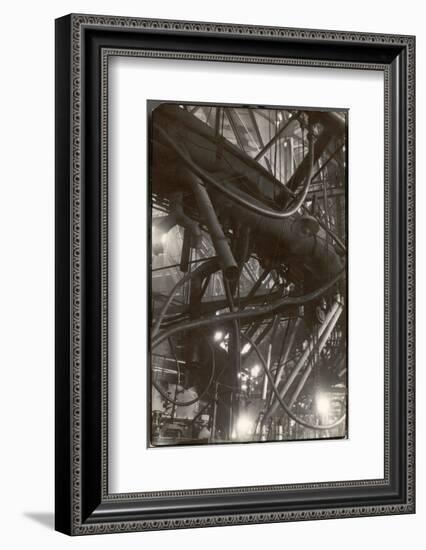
[55, 14, 73, 536]
[405, 35, 415, 513]
[61, 13, 415, 535]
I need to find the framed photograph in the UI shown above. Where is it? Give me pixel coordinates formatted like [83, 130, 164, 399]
[148, 100, 348, 449]
[55, 14, 415, 535]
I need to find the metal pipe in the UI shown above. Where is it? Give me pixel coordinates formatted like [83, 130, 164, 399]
[262, 315, 280, 401]
[189, 259, 220, 319]
[288, 304, 343, 408]
[187, 169, 239, 281]
[172, 195, 202, 247]
[154, 104, 295, 197]
[179, 227, 192, 273]
[210, 382, 219, 441]
[262, 344, 272, 401]
[240, 333, 346, 431]
[303, 207, 347, 253]
[281, 112, 345, 200]
[311, 142, 344, 182]
[153, 109, 345, 283]
[155, 123, 315, 220]
[164, 285, 286, 320]
[152, 270, 344, 348]
[268, 316, 302, 409]
[246, 269, 270, 299]
[152, 258, 218, 337]
[152, 255, 218, 273]
[265, 299, 341, 418]
[247, 109, 273, 173]
[225, 108, 246, 152]
[224, 277, 241, 433]
[151, 344, 216, 408]
[254, 111, 300, 162]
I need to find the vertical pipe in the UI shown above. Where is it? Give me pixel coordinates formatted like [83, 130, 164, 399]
[266, 299, 340, 418]
[187, 169, 238, 281]
[224, 277, 241, 439]
[179, 228, 191, 273]
[229, 393, 234, 440]
[288, 304, 343, 408]
[261, 315, 280, 401]
[273, 316, 302, 389]
[262, 343, 272, 401]
[210, 382, 219, 442]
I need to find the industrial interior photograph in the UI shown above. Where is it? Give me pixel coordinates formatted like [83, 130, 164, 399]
[149, 101, 348, 447]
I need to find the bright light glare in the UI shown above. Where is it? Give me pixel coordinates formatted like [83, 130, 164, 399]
[316, 393, 331, 417]
[236, 415, 252, 437]
[152, 226, 163, 241]
[251, 364, 261, 377]
[241, 343, 251, 355]
[214, 331, 224, 342]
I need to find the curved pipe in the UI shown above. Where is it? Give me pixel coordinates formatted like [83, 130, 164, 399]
[186, 168, 238, 281]
[155, 124, 315, 220]
[152, 258, 218, 338]
[268, 316, 302, 408]
[172, 195, 202, 248]
[153, 105, 299, 198]
[266, 300, 342, 418]
[152, 269, 344, 348]
[240, 333, 346, 431]
[288, 305, 344, 408]
[152, 110, 344, 287]
[189, 258, 220, 319]
[313, 212, 347, 253]
[224, 276, 242, 429]
[152, 341, 216, 407]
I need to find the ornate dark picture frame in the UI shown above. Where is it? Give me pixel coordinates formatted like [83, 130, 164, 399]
[55, 14, 415, 535]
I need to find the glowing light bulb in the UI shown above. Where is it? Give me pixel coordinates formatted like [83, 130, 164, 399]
[236, 415, 252, 437]
[251, 364, 261, 377]
[214, 331, 224, 342]
[316, 393, 331, 417]
[241, 343, 251, 355]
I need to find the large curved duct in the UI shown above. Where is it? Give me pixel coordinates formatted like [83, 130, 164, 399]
[151, 103, 345, 289]
[149, 102, 348, 447]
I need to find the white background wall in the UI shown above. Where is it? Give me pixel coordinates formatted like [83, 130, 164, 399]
[0, 0, 422, 548]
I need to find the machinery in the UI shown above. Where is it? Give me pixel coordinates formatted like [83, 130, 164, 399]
[149, 102, 347, 447]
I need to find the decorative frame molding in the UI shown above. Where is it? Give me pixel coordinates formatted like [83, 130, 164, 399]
[55, 14, 415, 535]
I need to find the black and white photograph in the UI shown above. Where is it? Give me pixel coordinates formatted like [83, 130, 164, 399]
[149, 102, 348, 447]
[0, 0, 420, 545]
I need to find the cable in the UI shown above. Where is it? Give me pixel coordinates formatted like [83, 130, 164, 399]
[152, 269, 195, 338]
[152, 269, 344, 349]
[240, 333, 346, 431]
[169, 337, 181, 420]
[152, 340, 216, 408]
[154, 124, 315, 220]
[152, 258, 217, 337]
[306, 207, 347, 253]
